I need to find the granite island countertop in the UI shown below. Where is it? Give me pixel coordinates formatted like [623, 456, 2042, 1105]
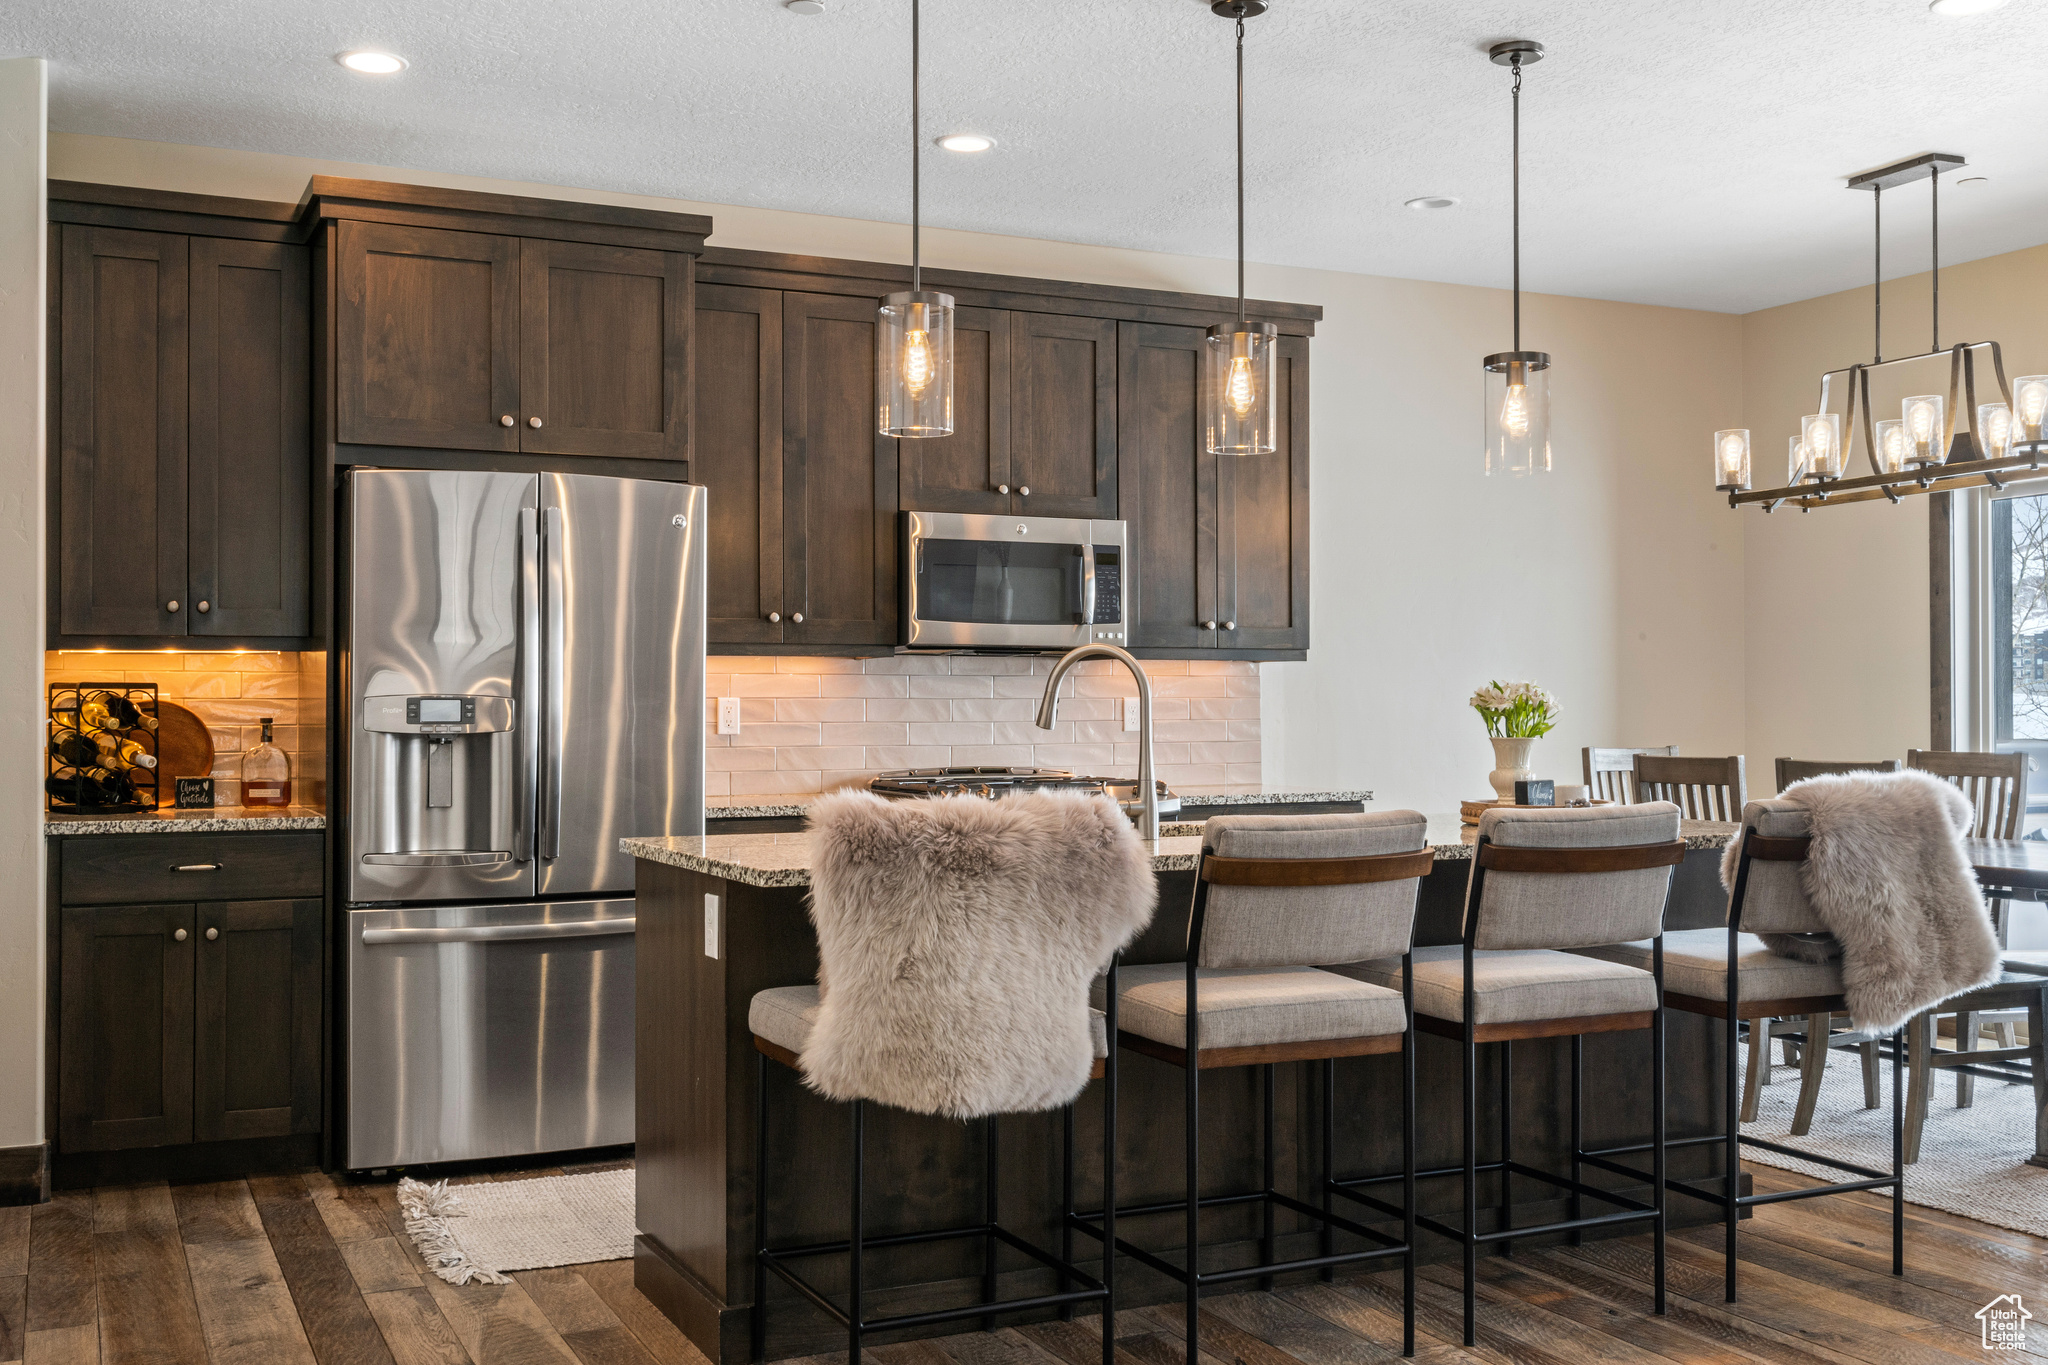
[45, 805, 327, 836]
[626, 814, 1739, 889]
[705, 788, 1374, 822]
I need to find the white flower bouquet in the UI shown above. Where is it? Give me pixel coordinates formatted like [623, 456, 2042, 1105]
[1469, 680, 1558, 739]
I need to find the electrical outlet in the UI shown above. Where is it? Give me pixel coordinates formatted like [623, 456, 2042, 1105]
[717, 696, 741, 735]
[704, 893, 721, 959]
[1123, 697, 1141, 731]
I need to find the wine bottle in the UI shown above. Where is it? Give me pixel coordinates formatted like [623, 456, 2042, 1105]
[84, 690, 159, 733]
[48, 727, 109, 771]
[241, 718, 291, 807]
[45, 770, 137, 806]
[92, 732, 158, 770]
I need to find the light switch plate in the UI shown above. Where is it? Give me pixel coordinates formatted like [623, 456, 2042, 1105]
[717, 696, 742, 735]
[704, 893, 721, 959]
[1123, 697, 1141, 731]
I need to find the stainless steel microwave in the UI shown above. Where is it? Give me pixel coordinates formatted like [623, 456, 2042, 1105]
[901, 511, 1130, 651]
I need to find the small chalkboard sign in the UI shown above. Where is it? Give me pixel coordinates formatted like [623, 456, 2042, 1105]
[1514, 778, 1555, 807]
[175, 777, 216, 809]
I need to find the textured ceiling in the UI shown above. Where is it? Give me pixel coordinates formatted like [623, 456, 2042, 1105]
[9, 0, 2048, 312]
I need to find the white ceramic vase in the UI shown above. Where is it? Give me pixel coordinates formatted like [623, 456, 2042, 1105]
[1488, 736, 1535, 801]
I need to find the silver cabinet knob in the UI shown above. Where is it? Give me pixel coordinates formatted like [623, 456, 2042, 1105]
[528, 416, 543, 428]
[997, 484, 1009, 495]
[791, 613, 804, 624]
[1223, 620, 1235, 630]
[1203, 620, 1217, 630]
[767, 611, 781, 623]
[174, 928, 187, 942]
[1018, 486, 1030, 496]
[166, 600, 180, 613]
[499, 415, 514, 427]
[197, 601, 210, 614]
[205, 927, 219, 941]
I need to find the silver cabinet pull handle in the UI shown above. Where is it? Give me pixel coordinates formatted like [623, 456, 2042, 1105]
[767, 611, 780, 623]
[361, 918, 635, 946]
[500, 414, 515, 427]
[205, 927, 218, 941]
[171, 862, 222, 872]
[791, 612, 804, 624]
[197, 601, 210, 613]
[528, 416, 543, 428]
[166, 600, 180, 612]
[174, 928, 188, 941]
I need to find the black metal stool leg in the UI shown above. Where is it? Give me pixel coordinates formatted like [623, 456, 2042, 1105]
[1892, 1029, 1904, 1277]
[1103, 1021, 1118, 1365]
[1653, 937, 1667, 1316]
[1725, 1002, 1740, 1303]
[752, 1049, 769, 1363]
[1184, 1039, 1201, 1364]
[983, 1114, 1000, 1331]
[1320, 1057, 1336, 1284]
[850, 1099, 866, 1365]
[1259, 1062, 1276, 1291]
[1401, 974, 1416, 1359]
[1569, 1033, 1583, 1246]
[1498, 1039, 1514, 1256]
[1061, 1104, 1075, 1321]
[1463, 1010, 1478, 1347]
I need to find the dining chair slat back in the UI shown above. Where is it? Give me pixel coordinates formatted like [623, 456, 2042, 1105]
[1583, 745, 1679, 805]
[1905, 749, 2026, 839]
[1775, 757, 1902, 791]
[1633, 753, 1746, 823]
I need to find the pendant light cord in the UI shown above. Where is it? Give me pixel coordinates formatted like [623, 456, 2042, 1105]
[1235, 14, 1246, 326]
[1510, 55, 1522, 353]
[911, 0, 921, 293]
[1931, 164, 1939, 353]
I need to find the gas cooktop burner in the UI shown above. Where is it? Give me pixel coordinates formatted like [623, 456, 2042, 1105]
[869, 766, 1179, 818]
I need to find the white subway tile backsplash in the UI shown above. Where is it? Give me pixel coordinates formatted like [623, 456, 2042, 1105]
[863, 698, 956, 723]
[775, 698, 867, 723]
[818, 722, 911, 746]
[729, 673, 822, 698]
[908, 675, 996, 698]
[904, 722, 995, 746]
[729, 722, 822, 748]
[821, 674, 910, 698]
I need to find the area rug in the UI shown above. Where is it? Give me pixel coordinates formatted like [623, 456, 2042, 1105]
[1740, 1046, 2048, 1237]
[397, 1170, 635, 1284]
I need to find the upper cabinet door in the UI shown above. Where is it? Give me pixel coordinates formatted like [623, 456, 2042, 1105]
[58, 226, 190, 638]
[1219, 334, 1310, 651]
[519, 240, 689, 460]
[1118, 322, 1217, 651]
[781, 292, 899, 647]
[188, 238, 311, 639]
[1011, 313, 1117, 519]
[334, 220, 520, 452]
[898, 306, 1011, 514]
[696, 284, 786, 646]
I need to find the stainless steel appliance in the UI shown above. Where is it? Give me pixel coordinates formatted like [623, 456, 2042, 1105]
[901, 512, 1129, 651]
[868, 766, 1179, 821]
[343, 468, 705, 1169]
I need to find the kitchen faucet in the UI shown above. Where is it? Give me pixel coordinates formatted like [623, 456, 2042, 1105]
[1035, 643, 1158, 841]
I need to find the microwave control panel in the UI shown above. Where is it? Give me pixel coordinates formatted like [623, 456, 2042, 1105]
[1091, 546, 1123, 625]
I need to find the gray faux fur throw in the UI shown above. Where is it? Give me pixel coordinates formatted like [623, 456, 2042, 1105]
[800, 789, 1157, 1118]
[1718, 770, 2000, 1032]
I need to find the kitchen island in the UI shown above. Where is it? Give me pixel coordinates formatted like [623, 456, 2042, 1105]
[627, 814, 1741, 1362]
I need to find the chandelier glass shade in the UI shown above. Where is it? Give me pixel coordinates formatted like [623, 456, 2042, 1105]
[1713, 429, 1751, 492]
[1205, 1, 1275, 456]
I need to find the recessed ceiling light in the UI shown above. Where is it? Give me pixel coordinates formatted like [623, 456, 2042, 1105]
[1929, 0, 2007, 15]
[1404, 195, 1459, 210]
[937, 134, 996, 153]
[785, 0, 826, 12]
[1957, 175, 1990, 185]
[338, 50, 407, 74]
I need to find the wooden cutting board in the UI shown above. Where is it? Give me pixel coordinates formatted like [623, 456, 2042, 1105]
[153, 700, 217, 806]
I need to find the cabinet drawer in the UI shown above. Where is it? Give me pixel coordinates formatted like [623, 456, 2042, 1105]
[61, 832, 323, 905]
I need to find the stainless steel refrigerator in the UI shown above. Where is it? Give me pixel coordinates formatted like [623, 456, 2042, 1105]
[342, 468, 704, 1169]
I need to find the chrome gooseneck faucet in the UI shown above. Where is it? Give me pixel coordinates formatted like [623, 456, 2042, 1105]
[1035, 643, 1158, 841]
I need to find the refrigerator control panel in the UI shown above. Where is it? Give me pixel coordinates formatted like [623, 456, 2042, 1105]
[362, 694, 515, 736]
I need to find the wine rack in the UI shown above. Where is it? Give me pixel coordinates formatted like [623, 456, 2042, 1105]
[48, 682, 160, 812]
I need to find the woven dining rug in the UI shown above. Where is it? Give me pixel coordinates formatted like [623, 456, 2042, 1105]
[1739, 1047, 2048, 1237]
[397, 1170, 635, 1284]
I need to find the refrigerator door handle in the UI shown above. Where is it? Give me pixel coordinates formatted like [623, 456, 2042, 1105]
[541, 505, 567, 861]
[359, 917, 634, 946]
[516, 508, 541, 863]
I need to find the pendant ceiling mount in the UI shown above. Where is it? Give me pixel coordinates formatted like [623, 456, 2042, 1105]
[1481, 37, 1553, 477]
[1203, 0, 1276, 456]
[1488, 39, 1544, 66]
[1210, 0, 1267, 17]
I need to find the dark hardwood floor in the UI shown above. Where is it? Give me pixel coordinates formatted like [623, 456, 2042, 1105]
[1, 1162, 2040, 1365]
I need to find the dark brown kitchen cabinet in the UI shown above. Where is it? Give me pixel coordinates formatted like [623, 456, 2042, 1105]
[55, 225, 311, 645]
[56, 896, 321, 1154]
[695, 284, 785, 645]
[898, 306, 1011, 515]
[334, 221, 690, 459]
[1119, 322, 1309, 653]
[780, 292, 899, 647]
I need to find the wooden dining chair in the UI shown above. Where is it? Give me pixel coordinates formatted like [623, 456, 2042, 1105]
[1633, 754, 1746, 823]
[1584, 746, 1679, 804]
[1775, 757, 1901, 790]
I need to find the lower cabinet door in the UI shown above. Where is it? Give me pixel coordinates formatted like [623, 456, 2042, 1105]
[58, 903, 196, 1152]
[193, 898, 322, 1141]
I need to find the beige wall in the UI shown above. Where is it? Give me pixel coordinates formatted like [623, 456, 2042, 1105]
[0, 60, 46, 1156]
[1740, 242, 2048, 790]
[49, 132, 1751, 815]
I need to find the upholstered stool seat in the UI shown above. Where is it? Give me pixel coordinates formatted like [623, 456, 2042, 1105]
[1096, 964, 1405, 1052]
[1334, 946, 1655, 1028]
[753, 984, 1111, 1060]
[1574, 929, 1845, 1003]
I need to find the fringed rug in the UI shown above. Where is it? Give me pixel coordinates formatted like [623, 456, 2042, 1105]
[1740, 1045, 2048, 1237]
[397, 1170, 635, 1285]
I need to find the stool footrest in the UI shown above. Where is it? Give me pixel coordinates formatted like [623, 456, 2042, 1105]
[1067, 1186, 1411, 1287]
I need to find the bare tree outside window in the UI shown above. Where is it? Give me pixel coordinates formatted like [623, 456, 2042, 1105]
[2008, 495, 2048, 739]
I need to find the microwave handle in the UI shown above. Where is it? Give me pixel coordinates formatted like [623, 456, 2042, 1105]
[1079, 547, 1096, 627]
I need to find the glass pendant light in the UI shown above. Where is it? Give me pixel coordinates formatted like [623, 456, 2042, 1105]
[1901, 394, 1945, 469]
[1875, 419, 1909, 475]
[1978, 403, 2014, 460]
[2014, 375, 2048, 451]
[1482, 41, 1552, 476]
[877, 0, 954, 438]
[1712, 430, 1751, 491]
[1205, 0, 1276, 456]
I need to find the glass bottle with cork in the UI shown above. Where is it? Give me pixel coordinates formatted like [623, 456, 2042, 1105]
[241, 718, 292, 807]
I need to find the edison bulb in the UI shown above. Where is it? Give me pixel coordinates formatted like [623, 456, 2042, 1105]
[1909, 402, 1935, 444]
[1980, 404, 2013, 459]
[1499, 383, 1532, 441]
[1805, 421, 1833, 471]
[1718, 433, 1744, 475]
[901, 328, 934, 398]
[1876, 419, 1907, 474]
[1226, 354, 1257, 417]
[2019, 378, 2048, 435]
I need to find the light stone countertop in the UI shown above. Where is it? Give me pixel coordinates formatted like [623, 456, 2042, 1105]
[624, 815, 1739, 889]
[704, 788, 1374, 821]
[45, 805, 327, 836]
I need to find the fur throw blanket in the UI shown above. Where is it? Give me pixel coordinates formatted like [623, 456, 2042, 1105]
[800, 789, 1157, 1118]
[1718, 770, 2000, 1032]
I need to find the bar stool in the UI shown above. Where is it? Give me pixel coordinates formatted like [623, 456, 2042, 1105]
[1572, 798, 1904, 1302]
[1075, 811, 1434, 1360]
[1333, 803, 1685, 1346]
[748, 789, 1157, 1365]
